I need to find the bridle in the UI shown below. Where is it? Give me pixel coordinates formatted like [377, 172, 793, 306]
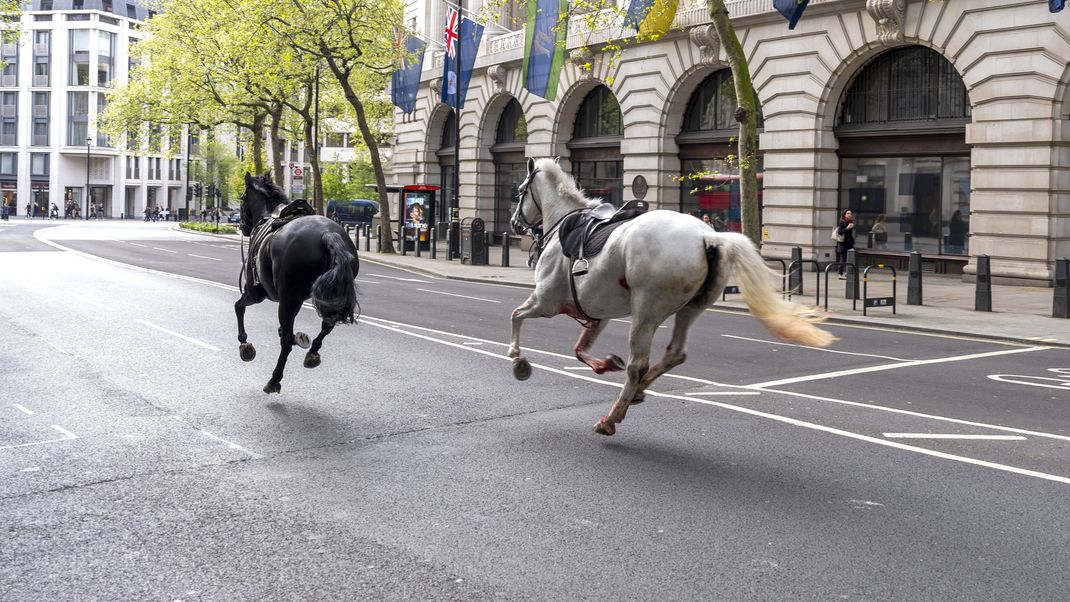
[512, 167, 543, 234]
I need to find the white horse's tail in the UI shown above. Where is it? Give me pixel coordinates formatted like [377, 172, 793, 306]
[717, 233, 836, 348]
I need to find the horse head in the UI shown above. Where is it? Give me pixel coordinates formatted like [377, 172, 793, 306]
[511, 157, 543, 235]
[511, 157, 601, 235]
[240, 172, 287, 236]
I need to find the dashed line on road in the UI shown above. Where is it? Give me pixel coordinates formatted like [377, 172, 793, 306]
[416, 288, 500, 303]
[721, 334, 912, 362]
[187, 253, 221, 261]
[0, 424, 78, 451]
[366, 272, 431, 283]
[356, 279, 381, 284]
[128, 242, 147, 247]
[152, 247, 177, 253]
[11, 403, 35, 415]
[883, 433, 1027, 441]
[134, 319, 220, 351]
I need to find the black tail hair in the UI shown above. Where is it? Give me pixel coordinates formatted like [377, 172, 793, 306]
[311, 232, 358, 325]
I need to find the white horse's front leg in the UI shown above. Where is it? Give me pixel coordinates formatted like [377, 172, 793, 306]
[509, 293, 541, 380]
[594, 319, 658, 436]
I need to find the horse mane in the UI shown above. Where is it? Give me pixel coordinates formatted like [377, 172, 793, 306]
[533, 158, 602, 208]
[253, 173, 289, 207]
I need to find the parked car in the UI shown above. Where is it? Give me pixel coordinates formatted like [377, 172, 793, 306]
[327, 199, 379, 227]
[227, 211, 242, 224]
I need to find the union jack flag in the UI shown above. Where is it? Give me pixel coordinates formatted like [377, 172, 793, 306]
[444, 6, 459, 60]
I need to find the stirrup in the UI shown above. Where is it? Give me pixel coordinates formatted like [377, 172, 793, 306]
[572, 258, 589, 276]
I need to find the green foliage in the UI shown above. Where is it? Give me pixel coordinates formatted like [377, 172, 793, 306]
[179, 221, 238, 235]
[321, 160, 378, 201]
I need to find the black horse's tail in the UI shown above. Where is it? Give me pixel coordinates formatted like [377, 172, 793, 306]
[311, 231, 358, 325]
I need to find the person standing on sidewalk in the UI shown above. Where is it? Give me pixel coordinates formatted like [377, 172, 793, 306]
[835, 209, 855, 279]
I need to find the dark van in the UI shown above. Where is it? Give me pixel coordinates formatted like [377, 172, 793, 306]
[327, 199, 379, 226]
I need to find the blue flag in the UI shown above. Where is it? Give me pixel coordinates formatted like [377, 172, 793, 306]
[773, 0, 809, 29]
[1052, 0, 1065, 12]
[523, 0, 569, 101]
[442, 6, 484, 109]
[391, 32, 426, 115]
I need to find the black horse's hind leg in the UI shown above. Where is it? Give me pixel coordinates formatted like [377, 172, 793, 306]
[235, 286, 267, 362]
[303, 319, 335, 368]
[264, 297, 301, 394]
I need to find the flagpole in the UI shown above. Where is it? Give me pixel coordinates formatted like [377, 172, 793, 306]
[451, 0, 462, 258]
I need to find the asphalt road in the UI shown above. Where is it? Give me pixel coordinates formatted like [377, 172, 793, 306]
[1, 219, 1068, 600]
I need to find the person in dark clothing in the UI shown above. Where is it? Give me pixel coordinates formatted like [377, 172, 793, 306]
[835, 209, 855, 278]
[948, 210, 968, 254]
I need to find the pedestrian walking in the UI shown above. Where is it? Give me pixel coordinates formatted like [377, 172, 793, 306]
[1, 200, 8, 221]
[834, 209, 855, 278]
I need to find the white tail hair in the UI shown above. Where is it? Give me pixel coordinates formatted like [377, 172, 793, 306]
[717, 233, 835, 348]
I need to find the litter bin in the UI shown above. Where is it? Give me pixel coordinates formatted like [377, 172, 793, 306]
[460, 217, 487, 265]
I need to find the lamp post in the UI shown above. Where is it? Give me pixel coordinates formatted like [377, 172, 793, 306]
[84, 136, 91, 220]
[184, 127, 192, 221]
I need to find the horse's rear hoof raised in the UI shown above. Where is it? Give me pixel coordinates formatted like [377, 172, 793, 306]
[263, 381, 281, 394]
[592, 419, 616, 436]
[239, 343, 256, 362]
[512, 357, 532, 381]
[295, 332, 311, 349]
[304, 352, 321, 368]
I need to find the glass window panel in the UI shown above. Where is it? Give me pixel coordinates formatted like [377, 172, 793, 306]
[493, 161, 526, 234]
[679, 156, 764, 231]
[572, 160, 623, 207]
[574, 87, 621, 139]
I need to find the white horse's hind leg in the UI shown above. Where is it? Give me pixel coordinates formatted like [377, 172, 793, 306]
[631, 305, 705, 404]
[509, 293, 542, 380]
[593, 319, 658, 436]
[574, 320, 625, 374]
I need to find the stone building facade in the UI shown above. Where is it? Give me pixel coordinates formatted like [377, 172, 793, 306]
[390, 0, 1070, 285]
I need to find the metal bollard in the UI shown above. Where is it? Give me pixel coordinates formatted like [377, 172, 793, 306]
[398, 220, 406, 256]
[789, 246, 803, 294]
[907, 251, 923, 305]
[1053, 257, 1068, 318]
[415, 232, 422, 257]
[364, 225, 370, 252]
[446, 227, 453, 261]
[430, 227, 437, 259]
[501, 232, 510, 267]
[376, 225, 382, 253]
[975, 254, 992, 312]
[845, 248, 858, 300]
[904, 232, 913, 251]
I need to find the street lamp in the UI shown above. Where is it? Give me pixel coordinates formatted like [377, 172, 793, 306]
[85, 136, 91, 220]
[184, 127, 192, 221]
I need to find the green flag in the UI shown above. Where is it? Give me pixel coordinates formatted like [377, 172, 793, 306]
[523, 0, 570, 101]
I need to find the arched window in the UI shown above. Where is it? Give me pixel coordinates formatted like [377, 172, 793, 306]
[569, 86, 623, 206]
[492, 98, 527, 236]
[436, 111, 457, 224]
[677, 69, 763, 231]
[836, 47, 972, 262]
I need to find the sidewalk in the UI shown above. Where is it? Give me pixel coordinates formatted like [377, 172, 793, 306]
[355, 235, 1069, 348]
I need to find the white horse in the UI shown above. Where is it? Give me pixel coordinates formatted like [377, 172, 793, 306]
[509, 158, 834, 436]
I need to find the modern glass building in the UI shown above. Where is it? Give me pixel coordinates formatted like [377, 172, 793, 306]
[390, 0, 1070, 285]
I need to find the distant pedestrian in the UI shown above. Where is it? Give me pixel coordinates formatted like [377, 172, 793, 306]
[1, 201, 8, 221]
[834, 209, 855, 279]
[25, 202, 30, 218]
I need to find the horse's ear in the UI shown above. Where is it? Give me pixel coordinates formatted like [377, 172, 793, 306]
[244, 172, 253, 184]
[262, 170, 273, 182]
[527, 157, 535, 175]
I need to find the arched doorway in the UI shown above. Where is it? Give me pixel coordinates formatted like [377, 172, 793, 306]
[568, 86, 623, 206]
[435, 110, 457, 225]
[677, 69, 763, 233]
[492, 98, 527, 236]
[836, 46, 971, 271]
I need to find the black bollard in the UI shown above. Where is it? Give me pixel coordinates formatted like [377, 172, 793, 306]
[904, 232, 913, 251]
[1053, 257, 1068, 318]
[398, 220, 406, 256]
[364, 225, 370, 252]
[376, 225, 382, 253]
[446, 227, 453, 261]
[415, 231, 422, 257]
[845, 248, 858, 300]
[789, 246, 803, 295]
[907, 251, 923, 305]
[867, 231, 873, 249]
[501, 232, 510, 267]
[430, 227, 437, 259]
[975, 254, 992, 312]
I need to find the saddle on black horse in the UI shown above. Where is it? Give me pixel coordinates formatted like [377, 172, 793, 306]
[559, 199, 648, 275]
[247, 199, 317, 286]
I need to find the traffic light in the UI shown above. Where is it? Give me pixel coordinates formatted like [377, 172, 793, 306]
[206, 183, 215, 199]
[185, 187, 192, 203]
[193, 183, 201, 197]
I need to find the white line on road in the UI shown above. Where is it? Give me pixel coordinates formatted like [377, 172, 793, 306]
[152, 247, 177, 253]
[883, 433, 1027, 440]
[416, 288, 501, 303]
[686, 391, 761, 396]
[199, 430, 264, 459]
[748, 346, 1049, 388]
[50, 425, 78, 439]
[0, 425, 77, 451]
[187, 253, 221, 261]
[46, 341, 70, 355]
[367, 272, 430, 283]
[721, 334, 911, 362]
[611, 318, 666, 329]
[134, 319, 220, 351]
[11, 403, 35, 415]
[356, 279, 381, 284]
[128, 242, 147, 247]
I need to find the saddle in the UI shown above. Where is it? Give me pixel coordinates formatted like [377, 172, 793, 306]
[559, 200, 648, 275]
[248, 199, 318, 286]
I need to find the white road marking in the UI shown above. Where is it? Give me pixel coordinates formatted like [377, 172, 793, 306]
[356, 279, 381, 284]
[416, 288, 500, 303]
[0, 424, 78, 451]
[50, 425, 78, 439]
[462, 341, 482, 346]
[11, 403, 35, 415]
[721, 334, 911, 362]
[748, 346, 1049, 388]
[152, 247, 177, 253]
[199, 430, 264, 459]
[988, 373, 1070, 390]
[686, 391, 761, 396]
[367, 272, 430, 283]
[129, 242, 147, 247]
[134, 319, 220, 351]
[883, 433, 1027, 441]
[187, 254, 221, 261]
[612, 318, 666, 329]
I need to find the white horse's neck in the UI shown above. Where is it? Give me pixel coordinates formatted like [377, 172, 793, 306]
[533, 163, 600, 229]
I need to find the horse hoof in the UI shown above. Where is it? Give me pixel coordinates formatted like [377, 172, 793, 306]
[512, 358, 532, 381]
[263, 381, 281, 394]
[606, 354, 625, 372]
[631, 392, 646, 405]
[239, 343, 256, 362]
[592, 420, 616, 436]
[295, 332, 311, 349]
[304, 353, 321, 369]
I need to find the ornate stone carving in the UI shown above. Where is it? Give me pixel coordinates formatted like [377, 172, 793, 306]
[867, 0, 907, 45]
[568, 47, 594, 80]
[430, 77, 442, 96]
[488, 65, 508, 91]
[690, 24, 720, 64]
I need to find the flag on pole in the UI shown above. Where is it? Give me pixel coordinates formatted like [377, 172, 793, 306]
[624, 0, 679, 38]
[1051, 0, 1065, 12]
[391, 30, 427, 115]
[442, 6, 485, 109]
[773, 0, 809, 29]
[523, 0, 569, 101]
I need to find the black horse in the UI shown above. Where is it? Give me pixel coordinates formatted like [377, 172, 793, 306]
[235, 172, 359, 393]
